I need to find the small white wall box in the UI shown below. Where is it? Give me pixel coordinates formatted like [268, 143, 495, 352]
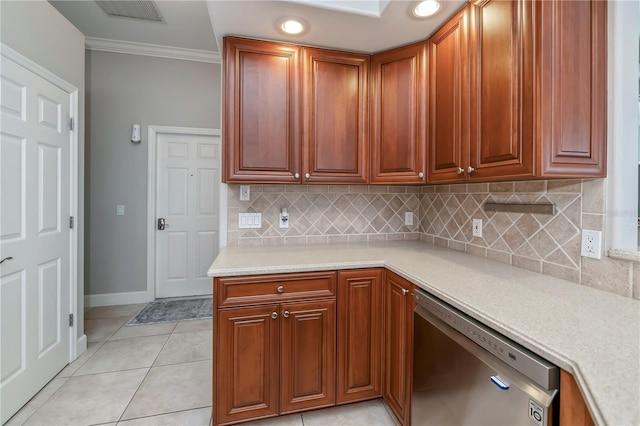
[131, 124, 141, 143]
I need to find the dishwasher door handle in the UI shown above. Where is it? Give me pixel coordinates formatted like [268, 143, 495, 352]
[490, 375, 510, 390]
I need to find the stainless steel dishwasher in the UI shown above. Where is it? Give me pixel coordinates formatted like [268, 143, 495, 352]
[412, 289, 559, 426]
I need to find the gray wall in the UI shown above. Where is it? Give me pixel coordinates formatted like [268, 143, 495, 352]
[85, 50, 221, 297]
[1, 0, 86, 337]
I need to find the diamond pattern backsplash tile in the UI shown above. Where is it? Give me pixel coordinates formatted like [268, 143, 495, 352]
[227, 185, 421, 246]
[419, 180, 584, 279]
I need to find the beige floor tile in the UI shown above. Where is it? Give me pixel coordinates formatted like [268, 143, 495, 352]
[111, 322, 177, 340]
[302, 399, 395, 426]
[85, 304, 145, 320]
[121, 360, 211, 420]
[56, 342, 103, 378]
[174, 319, 212, 333]
[85, 316, 131, 343]
[6, 378, 68, 425]
[241, 413, 303, 426]
[23, 369, 148, 426]
[153, 330, 211, 366]
[75, 334, 169, 376]
[117, 407, 211, 426]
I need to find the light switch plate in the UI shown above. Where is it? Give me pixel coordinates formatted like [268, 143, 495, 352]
[240, 185, 250, 201]
[116, 205, 125, 216]
[239, 212, 261, 229]
[404, 212, 413, 226]
[472, 218, 482, 237]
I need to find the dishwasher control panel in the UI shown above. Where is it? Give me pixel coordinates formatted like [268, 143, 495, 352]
[414, 289, 559, 391]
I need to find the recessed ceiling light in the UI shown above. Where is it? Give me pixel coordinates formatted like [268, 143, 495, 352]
[413, 0, 441, 17]
[279, 17, 307, 35]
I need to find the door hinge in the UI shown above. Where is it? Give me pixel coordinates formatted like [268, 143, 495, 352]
[69, 216, 74, 229]
[69, 313, 74, 327]
[68, 117, 75, 131]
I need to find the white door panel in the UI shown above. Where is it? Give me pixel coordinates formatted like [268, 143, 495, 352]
[1, 58, 71, 423]
[155, 133, 220, 298]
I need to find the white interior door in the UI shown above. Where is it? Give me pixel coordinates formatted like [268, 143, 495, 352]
[1, 58, 71, 423]
[155, 133, 220, 298]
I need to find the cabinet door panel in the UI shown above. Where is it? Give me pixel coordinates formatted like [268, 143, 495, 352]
[224, 37, 301, 182]
[216, 304, 279, 424]
[469, 0, 534, 180]
[337, 269, 383, 404]
[280, 299, 336, 413]
[303, 48, 369, 183]
[383, 271, 414, 426]
[537, 0, 606, 177]
[428, 6, 469, 183]
[371, 43, 427, 184]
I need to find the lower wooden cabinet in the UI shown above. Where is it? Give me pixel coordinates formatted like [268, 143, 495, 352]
[337, 269, 383, 404]
[213, 273, 337, 425]
[560, 370, 595, 426]
[280, 300, 336, 414]
[383, 270, 415, 426]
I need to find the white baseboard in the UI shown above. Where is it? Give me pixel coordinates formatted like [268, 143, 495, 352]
[77, 334, 87, 356]
[84, 291, 150, 308]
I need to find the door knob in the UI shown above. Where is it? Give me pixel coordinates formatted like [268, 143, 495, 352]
[294, 173, 300, 179]
[401, 288, 409, 295]
[157, 218, 166, 230]
[467, 166, 475, 174]
[271, 312, 278, 319]
[456, 167, 464, 175]
[305, 173, 310, 179]
[283, 310, 290, 318]
[0, 256, 13, 265]
[277, 285, 284, 294]
[418, 172, 424, 178]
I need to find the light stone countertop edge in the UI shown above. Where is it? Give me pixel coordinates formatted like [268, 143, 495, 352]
[208, 241, 640, 426]
[608, 248, 640, 262]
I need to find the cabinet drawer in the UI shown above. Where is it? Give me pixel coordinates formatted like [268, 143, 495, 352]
[215, 272, 336, 307]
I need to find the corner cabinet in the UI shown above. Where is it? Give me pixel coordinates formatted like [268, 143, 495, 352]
[383, 271, 415, 426]
[302, 48, 370, 184]
[370, 42, 427, 184]
[222, 37, 301, 183]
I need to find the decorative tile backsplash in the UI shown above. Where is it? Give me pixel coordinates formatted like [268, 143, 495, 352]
[226, 179, 638, 299]
[227, 185, 421, 246]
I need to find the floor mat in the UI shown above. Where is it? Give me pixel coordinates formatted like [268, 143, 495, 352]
[126, 297, 212, 326]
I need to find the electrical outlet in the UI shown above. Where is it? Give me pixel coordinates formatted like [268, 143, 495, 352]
[280, 208, 289, 228]
[581, 229, 602, 259]
[472, 218, 483, 237]
[404, 212, 414, 226]
[239, 185, 250, 201]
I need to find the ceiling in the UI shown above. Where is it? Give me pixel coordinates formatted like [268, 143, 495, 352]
[50, 0, 468, 57]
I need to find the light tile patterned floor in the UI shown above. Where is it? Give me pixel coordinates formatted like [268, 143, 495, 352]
[7, 303, 398, 426]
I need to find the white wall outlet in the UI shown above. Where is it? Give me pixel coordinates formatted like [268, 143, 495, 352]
[404, 212, 414, 226]
[116, 204, 125, 216]
[581, 229, 602, 259]
[472, 218, 483, 237]
[239, 185, 250, 201]
[238, 212, 261, 229]
[280, 208, 290, 228]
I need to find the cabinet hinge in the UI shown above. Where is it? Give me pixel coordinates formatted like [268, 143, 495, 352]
[69, 216, 74, 229]
[68, 117, 75, 131]
[69, 313, 74, 327]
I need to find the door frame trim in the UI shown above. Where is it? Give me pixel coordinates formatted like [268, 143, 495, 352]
[0, 43, 81, 361]
[146, 126, 224, 301]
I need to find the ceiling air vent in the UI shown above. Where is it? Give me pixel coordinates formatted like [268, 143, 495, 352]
[95, 1, 164, 22]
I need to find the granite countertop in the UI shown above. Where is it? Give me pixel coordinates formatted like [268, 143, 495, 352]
[208, 240, 640, 426]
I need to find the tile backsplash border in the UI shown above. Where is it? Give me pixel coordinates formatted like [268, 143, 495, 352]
[226, 180, 639, 299]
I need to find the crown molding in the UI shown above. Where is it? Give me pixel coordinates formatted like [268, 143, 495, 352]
[85, 37, 220, 64]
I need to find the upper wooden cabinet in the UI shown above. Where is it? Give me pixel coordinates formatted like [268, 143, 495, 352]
[371, 42, 427, 184]
[302, 48, 369, 184]
[427, 5, 470, 183]
[429, 0, 607, 183]
[223, 37, 301, 183]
